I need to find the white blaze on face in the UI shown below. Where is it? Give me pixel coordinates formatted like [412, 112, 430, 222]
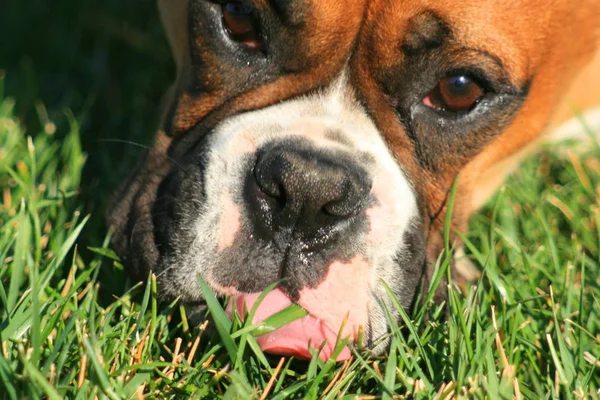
[183, 73, 419, 356]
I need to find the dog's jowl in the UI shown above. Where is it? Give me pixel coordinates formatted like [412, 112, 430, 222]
[108, 0, 600, 361]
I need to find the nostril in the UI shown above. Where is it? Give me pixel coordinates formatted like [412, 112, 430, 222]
[254, 158, 279, 196]
[270, 181, 287, 208]
[321, 178, 367, 218]
[258, 174, 283, 199]
[253, 157, 289, 213]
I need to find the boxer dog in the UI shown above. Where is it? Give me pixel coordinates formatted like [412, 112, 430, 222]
[108, 0, 600, 361]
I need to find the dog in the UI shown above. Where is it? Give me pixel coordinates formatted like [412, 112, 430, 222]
[108, 0, 600, 361]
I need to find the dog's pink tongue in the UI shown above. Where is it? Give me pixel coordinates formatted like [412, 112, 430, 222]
[227, 289, 351, 361]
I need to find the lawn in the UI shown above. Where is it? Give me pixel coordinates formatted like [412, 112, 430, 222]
[1, 2, 599, 399]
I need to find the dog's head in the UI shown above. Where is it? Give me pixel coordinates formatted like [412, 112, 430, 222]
[109, 0, 599, 360]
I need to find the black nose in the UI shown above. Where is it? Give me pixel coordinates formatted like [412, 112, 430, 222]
[246, 144, 371, 239]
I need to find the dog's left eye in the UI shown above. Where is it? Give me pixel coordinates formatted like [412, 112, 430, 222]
[222, 2, 263, 49]
[422, 75, 485, 113]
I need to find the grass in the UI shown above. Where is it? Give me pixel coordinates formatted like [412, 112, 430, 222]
[1, 2, 599, 398]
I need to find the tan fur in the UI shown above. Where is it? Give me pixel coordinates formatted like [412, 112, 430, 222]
[552, 44, 600, 128]
[470, 43, 600, 212]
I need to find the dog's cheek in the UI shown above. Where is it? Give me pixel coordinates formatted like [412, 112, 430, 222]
[107, 150, 168, 282]
[108, 128, 193, 288]
[365, 217, 427, 348]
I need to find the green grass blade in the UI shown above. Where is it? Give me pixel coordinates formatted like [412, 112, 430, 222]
[19, 357, 62, 400]
[382, 342, 398, 400]
[82, 337, 120, 400]
[197, 274, 238, 363]
[7, 202, 31, 313]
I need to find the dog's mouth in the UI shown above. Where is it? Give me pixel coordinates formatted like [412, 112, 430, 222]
[221, 256, 373, 361]
[226, 289, 354, 361]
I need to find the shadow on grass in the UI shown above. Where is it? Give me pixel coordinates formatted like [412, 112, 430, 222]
[0, 0, 173, 244]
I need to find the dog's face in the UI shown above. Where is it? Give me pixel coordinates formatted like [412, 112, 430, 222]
[110, 0, 599, 360]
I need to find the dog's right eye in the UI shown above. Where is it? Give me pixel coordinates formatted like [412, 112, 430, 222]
[222, 2, 263, 49]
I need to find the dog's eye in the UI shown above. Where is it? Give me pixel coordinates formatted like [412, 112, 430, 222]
[222, 2, 263, 49]
[423, 75, 484, 113]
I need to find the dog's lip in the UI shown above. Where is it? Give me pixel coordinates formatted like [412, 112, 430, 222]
[226, 289, 354, 361]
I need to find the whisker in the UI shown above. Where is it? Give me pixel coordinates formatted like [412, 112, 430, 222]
[97, 138, 191, 176]
[155, 263, 178, 279]
[97, 138, 155, 151]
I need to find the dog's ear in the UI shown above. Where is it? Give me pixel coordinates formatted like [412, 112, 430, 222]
[158, 0, 190, 71]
